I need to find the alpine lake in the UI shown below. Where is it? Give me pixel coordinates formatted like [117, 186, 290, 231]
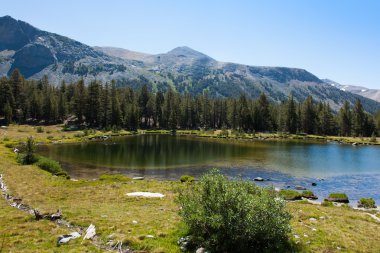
[38, 134, 380, 205]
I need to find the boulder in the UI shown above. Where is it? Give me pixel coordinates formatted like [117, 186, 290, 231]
[254, 177, 264, 181]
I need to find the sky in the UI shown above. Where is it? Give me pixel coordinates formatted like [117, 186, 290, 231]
[1, 0, 380, 89]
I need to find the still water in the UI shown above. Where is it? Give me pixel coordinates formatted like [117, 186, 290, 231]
[38, 134, 380, 204]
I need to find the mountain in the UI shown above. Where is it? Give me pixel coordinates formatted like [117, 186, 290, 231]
[1, 16, 379, 113]
[323, 79, 380, 103]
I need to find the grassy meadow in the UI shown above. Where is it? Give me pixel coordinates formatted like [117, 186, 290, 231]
[0, 124, 379, 252]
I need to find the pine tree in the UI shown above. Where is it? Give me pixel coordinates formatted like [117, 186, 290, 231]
[338, 101, 352, 136]
[138, 84, 150, 128]
[301, 96, 315, 134]
[155, 91, 164, 128]
[255, 93, 270, 131]
[101, 83, 112, 128]
[86, 81, 101, 126]
[352, 99, 365, 137]
[3, 101, 12, 125]
[284, 94, 298, 133]
[73, 80, 87, 124]
[110, 81, 122, 127]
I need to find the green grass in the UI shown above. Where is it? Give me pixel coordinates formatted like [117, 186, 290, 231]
[326, 193, 349, 203]
[358, 198, 377, 208]
[279, 190, 302, 200]
[179, 175, 195, 183]
[302, 190, 317, 199]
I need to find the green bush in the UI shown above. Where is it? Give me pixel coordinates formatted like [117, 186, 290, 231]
[35, 156, 68, 178]
[279, 190, 302, 200]
[326, 193, 349, 203]
[36, 126, 44, 133]
[18, 137, 37, 165]
[177, 170, 292, 252]
[321, 201, 334, 207]
[358, 198, 376, 208]
[180, 175, 195, 183]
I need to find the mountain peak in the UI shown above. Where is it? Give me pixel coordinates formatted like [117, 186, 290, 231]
[167, 46, 213, 59]
[0, 15, 42, 51]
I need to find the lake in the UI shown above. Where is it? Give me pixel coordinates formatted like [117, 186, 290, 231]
[38, 134, 380, 204]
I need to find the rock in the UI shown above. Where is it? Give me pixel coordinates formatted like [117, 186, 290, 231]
[50, 209, 62, 220]
[132, 177, 145, 180]
[83, 224, 96, 240]
[295, 186, 307, 190]
[132, 220, 138, 224]
[311, 182, 317, 186]
[57, 232, 81, 244]
[254, 177, 264, 181]
[146, 235, 154, 238]
[196, 247, 206, 253]
[294, 234, 300, 239]
[309, 217, 317, 221]
[126, 192, 165, 198]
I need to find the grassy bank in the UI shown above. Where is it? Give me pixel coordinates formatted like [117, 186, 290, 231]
[0, 125, 379, 252]
[1, 124, 378, 146]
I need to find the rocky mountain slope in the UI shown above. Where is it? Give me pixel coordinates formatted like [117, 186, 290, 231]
[1, 15, 379, 113]
[323, 79, 380, 102]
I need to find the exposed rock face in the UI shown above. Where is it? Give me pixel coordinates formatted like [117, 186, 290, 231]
[1, 15, 379, 113]
[11, 44, 55, 77]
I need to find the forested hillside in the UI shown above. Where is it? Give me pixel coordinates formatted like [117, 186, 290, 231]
[1, 70, 378, 137]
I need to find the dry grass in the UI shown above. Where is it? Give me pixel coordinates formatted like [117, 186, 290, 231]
[288, 202, 380, 252]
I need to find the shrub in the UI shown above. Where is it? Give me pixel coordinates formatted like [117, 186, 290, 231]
[279, 190, 302, 200]
[325, 193, 349, 203]
[180, 175, 195, 183]
[18, 137, 37, 165]
[321, 201, 334, 207]
[358, 198, 376, 208]
[177, 170, 292, 252]
[36, 126, 44, 133]
[35, 156, 68, 178]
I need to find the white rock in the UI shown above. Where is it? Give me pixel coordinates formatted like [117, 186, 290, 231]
[294, 234, 300, 239]
[146, 235, 154, 238]
[69, 232, 81, 239]
[83, 224, 96, 240]
[196, 247, 206, 253]
[309, 217, 317, 221]
[126, 192, 165, 198]
[132, 220, 138, 224]
[132, 177, 145, 180]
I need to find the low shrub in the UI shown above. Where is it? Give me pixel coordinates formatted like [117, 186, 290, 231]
[358, 198, 376, 208]
[325, 193, 349, 203]
[35, 156, 68, 178]
[177, 170, 292, 252]
[279, 190, 302, 200]
[18, 137, 37, 165]
[36, 126, 44, 133]
[180, 175, 195, 183]
[321, 201, 334, 207]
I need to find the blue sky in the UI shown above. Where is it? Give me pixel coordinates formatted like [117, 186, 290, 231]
[1, 0, 380, 89]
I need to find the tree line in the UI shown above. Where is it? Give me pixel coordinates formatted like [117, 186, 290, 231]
[0, 69, 379, 137]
